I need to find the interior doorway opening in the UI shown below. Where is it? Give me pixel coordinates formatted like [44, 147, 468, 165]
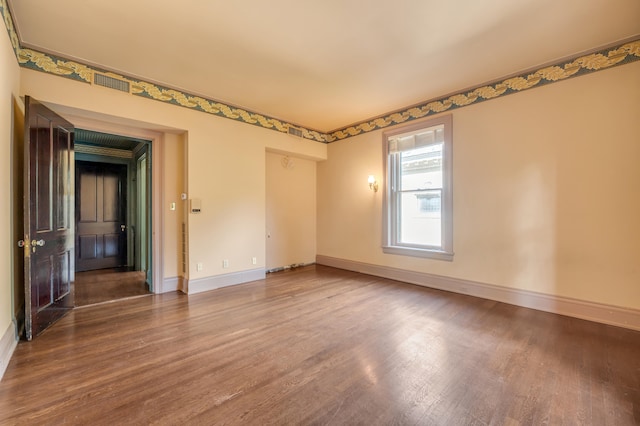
[74, 129, 152, 306]
[17, 97, 169, 339]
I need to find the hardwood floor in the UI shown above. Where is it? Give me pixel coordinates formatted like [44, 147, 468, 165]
[1, 265, 638, 425]
[74, 268, 150, 307]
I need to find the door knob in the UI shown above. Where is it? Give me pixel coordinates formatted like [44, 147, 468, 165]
[30, 239, 45, 252]
[18, 240, 25, 248]
[121, 225, 126, 232]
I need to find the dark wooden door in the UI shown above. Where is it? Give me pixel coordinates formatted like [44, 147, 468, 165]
[23, 96, 75, 340]
[76, 161, 127, 271]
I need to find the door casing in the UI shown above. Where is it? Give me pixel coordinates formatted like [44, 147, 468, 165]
[63, 114, 165, 293]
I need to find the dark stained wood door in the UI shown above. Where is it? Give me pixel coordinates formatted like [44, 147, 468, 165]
[76, 162, 127, 272]
[23, 96, 75, 340]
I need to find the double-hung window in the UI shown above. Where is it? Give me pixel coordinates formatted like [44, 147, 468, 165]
[383, 115, 453, 261]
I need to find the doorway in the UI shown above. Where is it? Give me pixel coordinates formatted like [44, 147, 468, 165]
[73, 129, 152, 306]
[18, 97, 169, 338]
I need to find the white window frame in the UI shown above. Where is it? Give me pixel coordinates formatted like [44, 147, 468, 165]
[382, 114, 453, 261]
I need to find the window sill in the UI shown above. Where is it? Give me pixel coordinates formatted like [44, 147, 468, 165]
[383, 245, 454, 261]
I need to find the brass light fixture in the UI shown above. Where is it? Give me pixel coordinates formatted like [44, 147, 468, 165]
[368, 175, 378, 192]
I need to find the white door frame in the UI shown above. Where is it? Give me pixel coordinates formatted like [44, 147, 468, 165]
[64, 114, 166, 293]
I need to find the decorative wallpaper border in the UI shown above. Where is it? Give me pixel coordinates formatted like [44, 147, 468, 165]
[14, 45, 328, 143]
[0, 0, 326, 143]
[327, 39, 640, 142]
[0, 0, 18, 57]
[2, 0, 639, 144]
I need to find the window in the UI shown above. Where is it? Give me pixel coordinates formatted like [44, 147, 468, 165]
[383, 115, 453, 260]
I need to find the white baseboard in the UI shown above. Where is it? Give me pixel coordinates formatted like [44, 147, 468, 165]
[159, 276, 182, 293]
[0, 319, 18, 381]
[316, 255, 640, 331]
[186, 268, 266, 295]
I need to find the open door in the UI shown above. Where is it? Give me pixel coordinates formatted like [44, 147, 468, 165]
[22, 96, 75, 340]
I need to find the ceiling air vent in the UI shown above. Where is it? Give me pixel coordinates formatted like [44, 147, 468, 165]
[288, 126, 303, 138]
[92, 71, 131, 94]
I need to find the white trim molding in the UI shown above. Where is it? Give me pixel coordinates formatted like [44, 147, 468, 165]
[159, 276, 183, 293]
[316, 255, 640, 331]
[186, 269, 266, 295]
[382, 114, 454, 261]
[0, 319, 18, 381]
[59, 113, 166, 295]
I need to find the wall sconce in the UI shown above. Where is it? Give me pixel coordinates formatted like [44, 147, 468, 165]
[368, 175, 378, 192]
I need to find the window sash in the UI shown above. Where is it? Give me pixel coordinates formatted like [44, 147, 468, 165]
[390, 154, 444, 249]
[388, 124, 445, 154]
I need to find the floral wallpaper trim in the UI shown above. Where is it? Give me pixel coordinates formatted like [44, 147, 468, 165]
[15, 47, 327, 143]
[2, 1, 638, 144]
[326, 39, 640, 142]
[0, 0, 19, 58]
[0, 0, 326, 143]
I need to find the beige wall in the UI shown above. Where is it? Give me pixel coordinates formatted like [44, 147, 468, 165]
[265, 151, 317, 270]
[19, 68, 326, 287]
[1, 26, 21, 341]
[318, 61, 640, 310]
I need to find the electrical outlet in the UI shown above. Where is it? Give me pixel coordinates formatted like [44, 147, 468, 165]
[223, 259, 229, 268]
[196, 262, 203, 271]
[252, 257, 257, 265]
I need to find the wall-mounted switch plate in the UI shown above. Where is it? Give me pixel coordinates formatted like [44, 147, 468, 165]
[223, 259, 229, 268]
[196, 262, 203, 271]
[170, 202, 176, 211]
[190, 199, 201, 214]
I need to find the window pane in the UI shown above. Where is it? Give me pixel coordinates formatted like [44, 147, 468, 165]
[397, 143, 443, 247]
[400, 143, 443, 191]
[399, 190, 441, 246]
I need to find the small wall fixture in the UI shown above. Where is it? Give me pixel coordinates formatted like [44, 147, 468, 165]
[281, 156, 295, 169]
[368, 175, 378, 192]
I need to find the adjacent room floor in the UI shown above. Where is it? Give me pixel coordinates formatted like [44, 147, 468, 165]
[74, 268, 150, 307]
[1, 265, 638, 424]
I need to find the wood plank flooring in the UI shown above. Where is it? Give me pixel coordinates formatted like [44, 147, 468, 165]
[74, 269, 150, 307]
[1, 265, 638, 425]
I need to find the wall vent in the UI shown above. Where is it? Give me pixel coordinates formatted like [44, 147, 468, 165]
[92, 71, 131, 93]
[288, 126, 303, 138]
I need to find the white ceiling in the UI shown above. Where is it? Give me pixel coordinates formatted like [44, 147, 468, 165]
[8, 0, 640, 132]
